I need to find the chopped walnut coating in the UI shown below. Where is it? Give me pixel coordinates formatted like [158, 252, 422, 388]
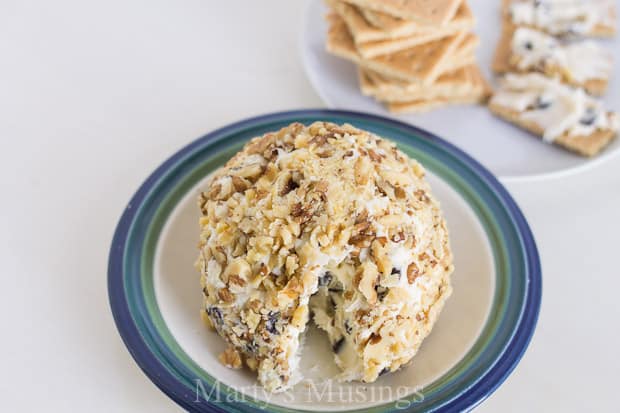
[219, 347, 243, 369]
[197, 122, 453, 392]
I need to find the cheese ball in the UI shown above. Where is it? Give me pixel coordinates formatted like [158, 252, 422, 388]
[197, 122, 453, 392]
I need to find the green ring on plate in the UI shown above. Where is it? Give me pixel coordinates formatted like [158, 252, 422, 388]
[109, 110, 541, 412]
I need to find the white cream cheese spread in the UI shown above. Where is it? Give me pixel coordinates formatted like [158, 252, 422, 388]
[509, 0, 614, 36]
[511, 27, 612, 83]
[491, 73, 619, 141]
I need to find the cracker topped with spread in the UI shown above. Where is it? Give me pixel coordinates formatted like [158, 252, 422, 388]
[493, 25, 613, 95]
[504, 0, 617, 37]
[197, 122, 454, 392]
[489, 73, 619, 156]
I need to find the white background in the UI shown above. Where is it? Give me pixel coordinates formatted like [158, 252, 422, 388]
[1, 1, 619, 412]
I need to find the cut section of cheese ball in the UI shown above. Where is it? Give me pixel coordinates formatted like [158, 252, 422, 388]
[197, 121, 454, 392]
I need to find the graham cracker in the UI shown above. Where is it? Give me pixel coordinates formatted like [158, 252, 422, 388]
[342, 0, 463, 26]
[489, 101, 618, 157]
[327, 0, 389, 43]
[326, 15, 470, 84]
[356, 26, 460, 58]
[358, 31, 478, 95]
[427, 30, 478, 78]
[359, 0, 474, 36]
[501, 0, 617, 37]
[351, 4, 476, 58]
[492, 21, 609, 96]
[359, 39, 481, 97]
[362, 65, 491, 102]
[359, 67, 473, 100]
[387, 90, 487, 114]
[358, 6, 395, 29]
[491, 20, 515, 73]
[339, 0, 475, 42]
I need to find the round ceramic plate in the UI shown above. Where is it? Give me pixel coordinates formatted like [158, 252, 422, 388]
[108, 110, 541, 412]
[300, 0, 620, 181]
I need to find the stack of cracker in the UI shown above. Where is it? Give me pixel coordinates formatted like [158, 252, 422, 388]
[489, 0, 619, 157]
[325, 0, 491, 114]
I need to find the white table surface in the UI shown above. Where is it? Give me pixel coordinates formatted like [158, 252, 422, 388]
[1, 1, 618, 411]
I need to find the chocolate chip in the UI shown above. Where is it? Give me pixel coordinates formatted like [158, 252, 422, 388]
[207, 306, 223, 325]
[332, 337, 345, 353]
[265, 311, 280, 335]
[344, 320, 353, 335]
[524, 41, 533, 50]
[534, 96, 552, 110]
[375, 285, 389, 302]
[579, 108, 597, 126]
[319, 271, 333, 287]
[245, 340, 258, 354]
[379, 367, 390, 376]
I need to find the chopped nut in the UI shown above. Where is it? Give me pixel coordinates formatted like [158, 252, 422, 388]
[371, 238, 390, 275]
[291, 202, 304, 218]
[279, 177, 299, 196]
[415, 189, 430, 202]
[248, 299, 262, 312]
[219, 347, 243, 369]
[357, 261, 379, 305]
[243, 309, 261, 331]
[223, 258, 251, 286]
[245, 357, 259, 371]
[314, 180, 329, 193]
[229, 274, 246, 287]
[355, 209, 368, 224]
[231, 176, 250, 192]
[407, 262, 420, 284]
[391, 230, 406, 243]
[285, 255, 299, 276]
[367, 149, 383, 162]
[354, 156, 373, 185]
[218, 288, 234, 303]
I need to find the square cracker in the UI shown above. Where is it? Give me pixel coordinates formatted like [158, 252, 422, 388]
[355, 26, 461, 58]
[326, 15, 471, 84]
[359, 39, 481, 99]
[386, 90, 488, 114]
[435, 29, 478, 72]
[501, 0, 616, 37]
[342, 0, 463, 26]
[361, 65, 491, 102]
[488, 101, 618, 157]
[491, 21, 609, 96]
[359, 0, 474, 36]
[328, 0, 474, 43]
[362, 42, 477, 91]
